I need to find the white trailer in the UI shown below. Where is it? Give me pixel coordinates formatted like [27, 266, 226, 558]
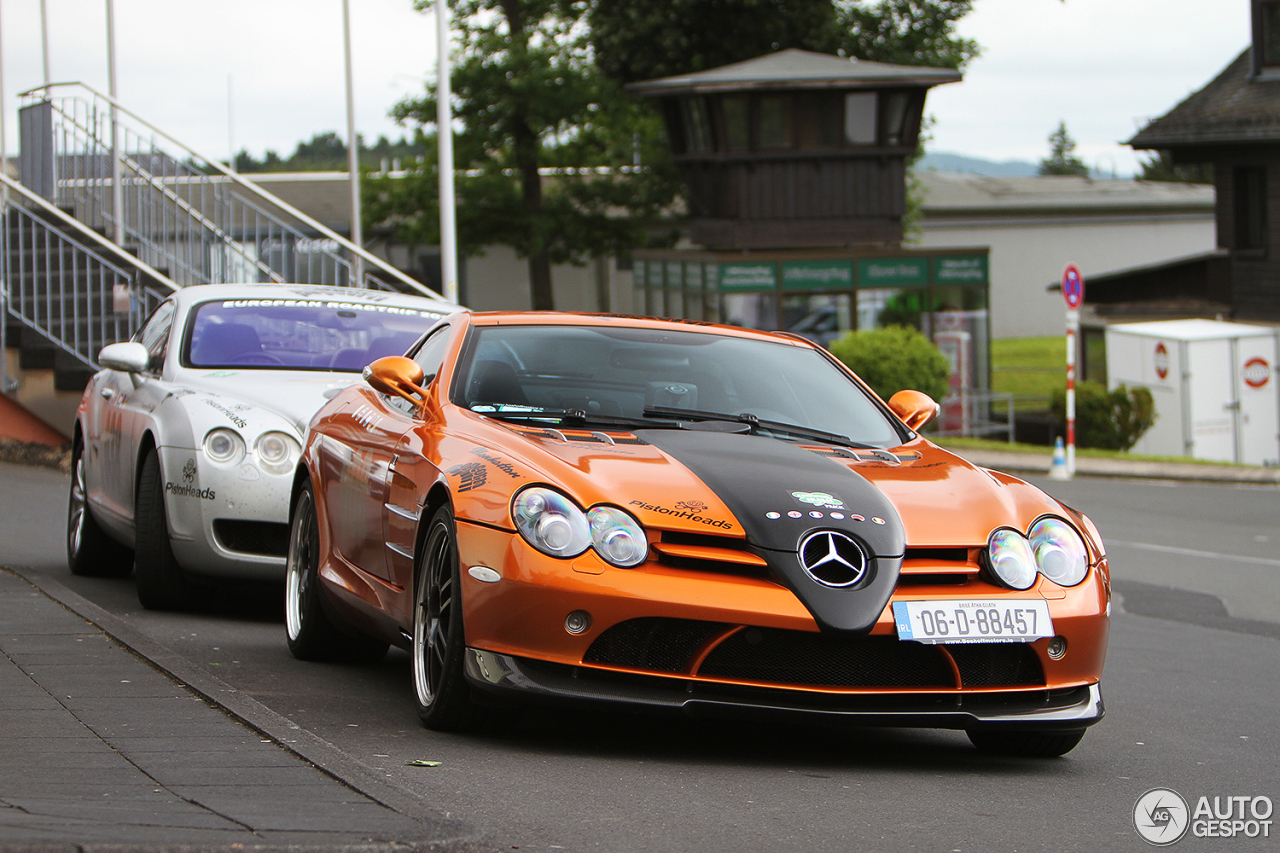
[1105, 319, 1279, 466]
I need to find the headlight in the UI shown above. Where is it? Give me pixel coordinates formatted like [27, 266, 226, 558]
[512, 487, 590, 559]
[254, 431, 300, 475]
[587, 506, 648, 567]
[986, 528, 1037, 590]
[1029, 517, 1089, 586]
[203, 428, 245, 465]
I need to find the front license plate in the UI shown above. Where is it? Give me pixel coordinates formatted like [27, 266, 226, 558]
[892, 600, 1053, 644]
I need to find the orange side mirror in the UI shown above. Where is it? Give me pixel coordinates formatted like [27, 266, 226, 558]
[887, 390, 939, 431]
[364, 356, 429, 406]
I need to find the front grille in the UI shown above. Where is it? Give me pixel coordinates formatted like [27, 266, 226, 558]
[584, 617, 729, 673]
[947, 643, 1045, 687]
[698, 629, 954, 688]
[582, 619, 1048, 691]
[212, 520, 290, 557]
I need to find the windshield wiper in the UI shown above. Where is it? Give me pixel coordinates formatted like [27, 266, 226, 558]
[470, 404, 680, 430]
[642, 405, 874, 449]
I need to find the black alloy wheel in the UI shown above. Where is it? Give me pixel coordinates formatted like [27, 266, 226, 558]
[966, 727, 1087, 758]
[412, 505, 478, 730]
[134, 449, 197, 610]
[67, 439, 134, 577]
[285, 479, 387, 663]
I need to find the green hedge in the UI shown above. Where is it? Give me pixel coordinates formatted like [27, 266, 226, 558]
[827, 326, 951, 403]
[1050, 381, 1156, 450]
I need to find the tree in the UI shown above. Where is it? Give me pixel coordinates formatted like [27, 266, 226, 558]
[589, 1, 978, 85]
[1038, 121, 1090, 177]
[371, 0, 679, 311]
[377, 0, 979, 309]
[1138, 150, 1213, 184]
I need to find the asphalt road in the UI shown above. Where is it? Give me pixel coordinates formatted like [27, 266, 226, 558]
[3, 461, 1278, 852]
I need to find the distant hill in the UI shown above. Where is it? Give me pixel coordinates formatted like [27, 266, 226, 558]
[914, 152, 1039, 177]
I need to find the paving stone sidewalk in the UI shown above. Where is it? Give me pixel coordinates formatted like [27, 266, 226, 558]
[0, 568, 477, 852]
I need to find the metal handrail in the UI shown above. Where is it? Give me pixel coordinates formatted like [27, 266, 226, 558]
[0, 171, 179, 292]
[19, 80, 445, 299]
[1, 173, 174, 373]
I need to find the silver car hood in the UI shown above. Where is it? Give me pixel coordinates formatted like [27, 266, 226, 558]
[176, 369, 366, 436]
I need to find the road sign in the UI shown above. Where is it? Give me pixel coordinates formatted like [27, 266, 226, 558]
[1063, 265, 1084, 309]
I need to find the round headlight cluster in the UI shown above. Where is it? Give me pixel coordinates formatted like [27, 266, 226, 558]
[255, 431, 300, 475]
[985, 517, 1089, 590]
[203, 428, 245, 466]
[513, 487, 648, 568]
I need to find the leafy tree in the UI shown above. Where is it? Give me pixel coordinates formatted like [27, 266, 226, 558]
[233, 133, 426, 173]
[589, 1, 978, 84]
[1138, 150, 1213, 184]
[1038, 121, 1090, 177]
[372, 0, 680, 310]
[827, 325, 950, 402]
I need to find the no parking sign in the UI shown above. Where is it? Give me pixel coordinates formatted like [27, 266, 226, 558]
[1062, 265, 1084, 309]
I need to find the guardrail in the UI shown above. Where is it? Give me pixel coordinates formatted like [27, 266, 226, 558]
[932, 389, 1017, 442]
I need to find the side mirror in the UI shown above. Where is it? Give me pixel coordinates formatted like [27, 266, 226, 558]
[364, 356, 428, 406]
[887, 390, 939, 431]
[98, 341, 150, 373]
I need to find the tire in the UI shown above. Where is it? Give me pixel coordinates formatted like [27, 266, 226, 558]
[967, 728, 1087, 758]
[285, 480, 387, 664]
[134, 449, 197, 611]
[67, 440, 134, 578]
[412, 505, 479, 731]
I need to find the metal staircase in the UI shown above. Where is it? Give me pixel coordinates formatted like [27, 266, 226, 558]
[2, 82, 444, 433]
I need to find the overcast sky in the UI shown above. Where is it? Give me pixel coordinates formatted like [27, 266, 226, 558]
[0, 0, 1253, 176]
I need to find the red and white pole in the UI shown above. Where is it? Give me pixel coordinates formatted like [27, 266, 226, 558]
[1061, 265, 1084, 478]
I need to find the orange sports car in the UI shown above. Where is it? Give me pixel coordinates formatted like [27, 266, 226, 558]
[286, 311, 1109, 756]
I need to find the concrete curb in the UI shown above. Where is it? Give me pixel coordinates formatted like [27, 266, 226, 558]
[949, 448, 1280, 485]
[9, 567, 492, 853]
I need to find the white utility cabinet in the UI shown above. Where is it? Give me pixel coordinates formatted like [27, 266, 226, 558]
[1104, 319, 1279, 465]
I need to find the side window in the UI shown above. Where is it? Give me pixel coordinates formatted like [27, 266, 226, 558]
[133, 301, 176, 374]
[412, 327, 452, 385]
[386, 327, 451, 416]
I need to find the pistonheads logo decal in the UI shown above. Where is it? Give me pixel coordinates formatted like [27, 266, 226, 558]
[629, 500, 733, 529]
[675, 500, 707, 513]
[791, 491, 845, 510]
[165, 482, 216, 500]
[182, 459, 197, 483]
[204, 399, 248, 428]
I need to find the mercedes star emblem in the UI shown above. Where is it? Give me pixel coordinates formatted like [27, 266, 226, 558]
[798, 530, 869, 588]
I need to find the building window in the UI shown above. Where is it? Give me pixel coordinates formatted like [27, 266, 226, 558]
[1263, 2, 1280, 66]
[844, 92, 878, 145]
[1233, 166, 1267, 250]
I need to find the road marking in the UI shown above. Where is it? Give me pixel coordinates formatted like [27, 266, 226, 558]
[1109, 539, 1280, 568]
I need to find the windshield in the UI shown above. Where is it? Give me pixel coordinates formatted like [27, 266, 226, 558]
[184, 298, 443, 370]
[456, 324, 903, 446]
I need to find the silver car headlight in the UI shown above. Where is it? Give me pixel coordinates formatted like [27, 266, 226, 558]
[985, 527, 1037, 590]
[1029, 517, 1089, 586]
[587, 506, 648, 568]
[254, 431, 300, 475]
[512, 487, 590, 559]
[203, 428, 246, 466]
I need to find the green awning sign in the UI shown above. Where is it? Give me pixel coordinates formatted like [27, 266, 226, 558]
[934, 255, 988, 284]
[781, 260, 854, 291]
[858, 258, 929, 287]
[718, 262, 777, 292]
